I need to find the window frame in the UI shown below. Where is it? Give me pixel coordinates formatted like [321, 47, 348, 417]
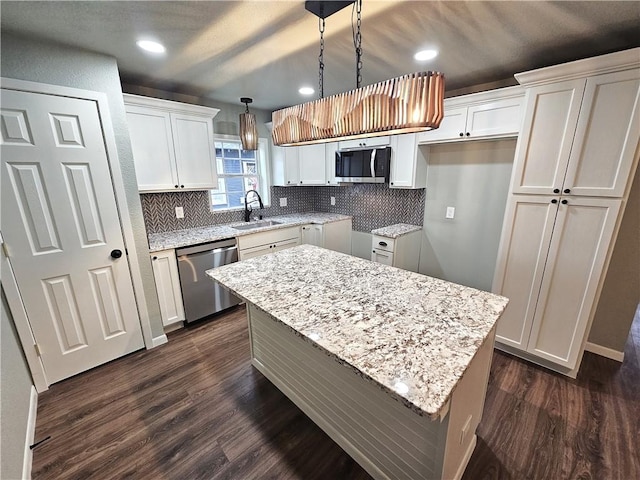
[210, 135, 270, 212]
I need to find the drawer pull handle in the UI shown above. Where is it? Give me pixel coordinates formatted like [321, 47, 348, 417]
[378, 241, 388, 247]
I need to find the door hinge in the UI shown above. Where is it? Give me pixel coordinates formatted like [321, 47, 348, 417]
[1, 242, 9, 258]
[34, 344, 42, 357]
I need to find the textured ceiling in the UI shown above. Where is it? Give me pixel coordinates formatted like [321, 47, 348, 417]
[2, 1, 639, 111]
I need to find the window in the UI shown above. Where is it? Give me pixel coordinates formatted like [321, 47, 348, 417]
[210, 136, 269, 211]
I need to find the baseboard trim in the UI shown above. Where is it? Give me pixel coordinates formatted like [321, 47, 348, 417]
[150, 334, 168, 348]
[22, 386, 38, 480]
[585, 342, 624, 362]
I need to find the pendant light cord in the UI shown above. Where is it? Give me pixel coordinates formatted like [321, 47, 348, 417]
[318, 17, 325, 99]
[353, 0, 363, 89]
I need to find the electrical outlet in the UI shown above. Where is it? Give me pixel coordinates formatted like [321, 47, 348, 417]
[175, 206, 184, 219]
[330, 196, 336, 206]
[279, 197, 287, 207]
[446, 206, 455, 219]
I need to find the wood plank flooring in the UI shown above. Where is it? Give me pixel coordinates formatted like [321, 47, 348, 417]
[31, 305, 640, 479]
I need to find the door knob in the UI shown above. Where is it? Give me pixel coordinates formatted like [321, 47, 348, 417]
[110, 249, 123, 259]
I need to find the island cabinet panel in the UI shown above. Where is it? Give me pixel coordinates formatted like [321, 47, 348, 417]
[248, 304, 495, 480]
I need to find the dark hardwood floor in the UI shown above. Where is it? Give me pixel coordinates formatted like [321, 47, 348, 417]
[32, 305, 640, 480]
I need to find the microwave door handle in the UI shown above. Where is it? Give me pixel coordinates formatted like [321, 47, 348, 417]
[370, 149, 377, 177]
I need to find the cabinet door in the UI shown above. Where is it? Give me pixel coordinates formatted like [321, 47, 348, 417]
[301, 225, 323, 246]
[325, 142, 340, 185]
[492, 195, 559, 350]
[170, 113, 217, 190]
[126, 106, 178, 191]
[299, 144, 326, 185]
[466, 96, 523, 138]
[415, 106, 467, 143]
[389, 133, 427, 189]
[338, 135, 390, 150]
[371, 249, 394, 266]
[510, 79, 586, 195]
[276, 147, 300, 186]
[526, 197, 621, 369]
[272, 237, 301, 254]
[323, 219, 352, 254]
[564, 69, 640, 197]
[151, 250, 185, 326]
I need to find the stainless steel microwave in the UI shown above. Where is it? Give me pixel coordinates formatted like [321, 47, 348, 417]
[335, 146, 391, 183]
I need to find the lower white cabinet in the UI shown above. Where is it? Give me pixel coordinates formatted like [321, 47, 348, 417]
[493, 195, 622, 371]
[238, 226, 301, 260]
[150, 249, 185, 327]
[371, 230, 421, 272]
[301, 219, 352, 254]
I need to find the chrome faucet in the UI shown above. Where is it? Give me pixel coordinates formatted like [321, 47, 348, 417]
[244, 189, 264, 222]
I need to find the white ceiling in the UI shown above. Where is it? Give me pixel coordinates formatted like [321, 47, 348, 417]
[2, 1, 639, 111]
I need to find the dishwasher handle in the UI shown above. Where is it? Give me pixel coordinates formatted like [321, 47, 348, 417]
[176, 238, 236, 256]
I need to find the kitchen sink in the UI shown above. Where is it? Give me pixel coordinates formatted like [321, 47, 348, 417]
[232, 220, 283, 231]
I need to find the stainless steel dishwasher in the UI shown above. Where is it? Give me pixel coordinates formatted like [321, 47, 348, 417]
[176, 238, 242, 323]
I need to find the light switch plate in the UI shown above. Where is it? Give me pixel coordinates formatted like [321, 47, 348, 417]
[279, 197, 287, 207]
[175, 206, 184, 219]
[446, 206, 455, 219]
[330, 196, 336, 206]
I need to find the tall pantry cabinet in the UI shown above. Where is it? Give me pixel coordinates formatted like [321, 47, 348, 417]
[493, 49, 640, 376]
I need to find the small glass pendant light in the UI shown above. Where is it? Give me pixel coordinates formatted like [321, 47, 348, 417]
[239, 97, 258, 150]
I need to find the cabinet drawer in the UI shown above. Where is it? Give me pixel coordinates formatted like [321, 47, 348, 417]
[372, 235, 395, 252]
[238, 226, 301, 250]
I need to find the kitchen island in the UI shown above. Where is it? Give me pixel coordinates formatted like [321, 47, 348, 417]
[206, 245, 508, 480]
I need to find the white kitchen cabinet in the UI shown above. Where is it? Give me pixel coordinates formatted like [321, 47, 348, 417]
[271, 144, 300, 186]
[371, 230, 421, 272]
[389, 134, 428, 189]
[511, 69, 640, 197]
[493, 195, 621, 370]
[301, 219, 352, 254]
[237, 226, 301, 260]
[150, 249, 185, 327]
[338, 135, 390, 150]
[298, 144, 326, 185]
[325, 142, 340, 185]
[124, 94, 219, 192]
[416, 88, 524, 144]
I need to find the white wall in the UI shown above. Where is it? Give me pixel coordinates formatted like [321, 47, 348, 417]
[419, 140, 516, 291]
[1, 288, 33, 480]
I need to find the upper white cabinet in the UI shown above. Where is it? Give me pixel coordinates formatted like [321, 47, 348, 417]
[272, 145, 300, 186]
[338, 135, 390, 150]
[417, 87, 524, 144]
[124, 94, 219, 192]
[389, 134, 428, 189]
[511, 69, 640, 197]
[298, 144, 326, 185]
[325, 142, 340, 185]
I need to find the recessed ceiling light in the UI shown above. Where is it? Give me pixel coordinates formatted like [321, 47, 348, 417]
[136, 40, 166, 54]
[298, 86, 315, 96]
[414, 49, 438, 61]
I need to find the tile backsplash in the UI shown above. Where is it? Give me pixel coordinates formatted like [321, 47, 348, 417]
[141, 185, 425, 234]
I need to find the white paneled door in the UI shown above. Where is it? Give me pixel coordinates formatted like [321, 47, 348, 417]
[1, 89, 144, 384]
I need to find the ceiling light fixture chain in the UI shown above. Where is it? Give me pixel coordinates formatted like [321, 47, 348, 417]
[318, 17, 325, 99]
[355, 0, 363, 88]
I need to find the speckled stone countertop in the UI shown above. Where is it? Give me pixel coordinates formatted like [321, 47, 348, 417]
[207, 244, 508, 419]
[148, 213, 352, 252]
[371, 223, 422, 238]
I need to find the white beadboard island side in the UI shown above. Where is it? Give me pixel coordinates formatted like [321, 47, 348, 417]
[206, 244, 508, 480]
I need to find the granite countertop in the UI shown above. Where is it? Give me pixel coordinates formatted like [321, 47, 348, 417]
[206, 244, 508, 419]
[148, 212, 352, 252]
[371, 223, 422, 238]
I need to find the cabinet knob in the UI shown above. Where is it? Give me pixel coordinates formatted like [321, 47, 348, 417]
[553, 188, 560, 194]
[372, 250, 376, 253]
[390, 182, 394, 185]
[180, 185, 184, 188]
[152, 256, 157, 260]
[551, 199, 558, 204]
[287, 181, 290, 184]
[564, 188, 571, 194]
[465, 132, 470, 137]
[459, 132, 464, 137]
[175, 185, 179, 188]
[561, 199, 568, 205]
[300, 181, 303, 184]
